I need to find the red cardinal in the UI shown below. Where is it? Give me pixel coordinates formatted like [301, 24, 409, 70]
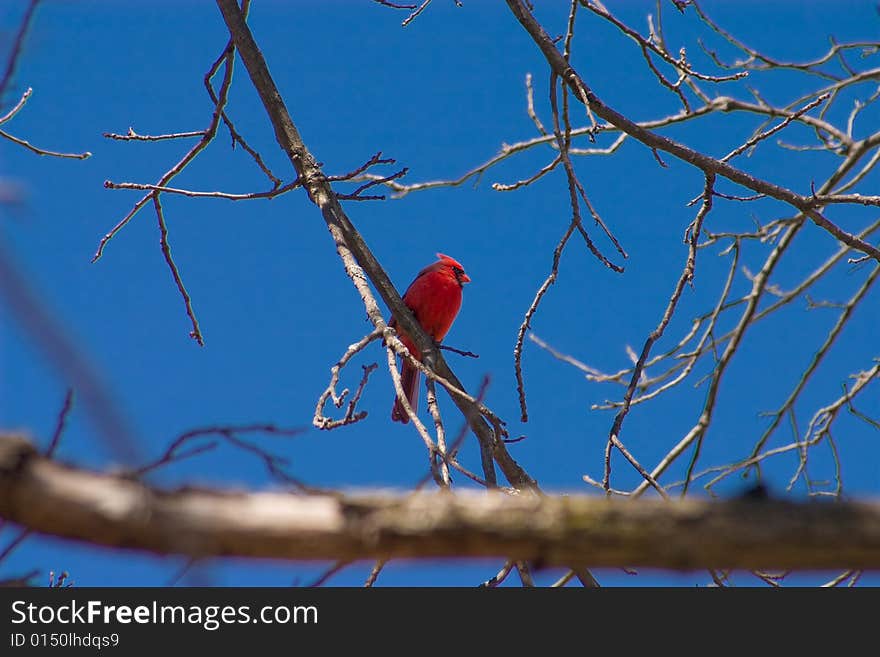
[390, 253, 470, 423]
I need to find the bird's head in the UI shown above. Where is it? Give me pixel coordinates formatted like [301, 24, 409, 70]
[437, 253, 471, 287]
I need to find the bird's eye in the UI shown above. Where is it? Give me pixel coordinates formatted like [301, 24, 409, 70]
[453, 267, 464, 277]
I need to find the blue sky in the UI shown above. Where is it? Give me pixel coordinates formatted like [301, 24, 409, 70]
[2, 1, 878, 586]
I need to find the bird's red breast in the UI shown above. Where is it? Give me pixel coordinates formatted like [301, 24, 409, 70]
[390, 253, 470, 358]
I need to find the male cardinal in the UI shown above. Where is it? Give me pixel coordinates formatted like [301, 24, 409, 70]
[390, 253, 470, 423]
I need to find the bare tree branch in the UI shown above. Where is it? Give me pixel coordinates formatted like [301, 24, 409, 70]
[2, 436, 880, 570]
[504, 0, 880, 263]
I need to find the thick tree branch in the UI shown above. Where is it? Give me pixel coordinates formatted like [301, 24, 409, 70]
[1, 436, 880, 569]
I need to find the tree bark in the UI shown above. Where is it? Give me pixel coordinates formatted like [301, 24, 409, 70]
[2, 436, 879, 570]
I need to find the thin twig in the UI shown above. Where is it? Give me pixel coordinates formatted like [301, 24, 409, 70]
[154, 195, 203, 346]
[364, 559, 387, 587]
[0, 128, 91, 159]
[103, 128, 207, 141]
[45, 388, 74, 457]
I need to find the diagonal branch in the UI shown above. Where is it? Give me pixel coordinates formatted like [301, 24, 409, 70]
[214, 0, 538, 491]
[0, 0, 40, 101]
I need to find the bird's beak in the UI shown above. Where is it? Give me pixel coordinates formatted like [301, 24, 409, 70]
[461, 272, 471, 284]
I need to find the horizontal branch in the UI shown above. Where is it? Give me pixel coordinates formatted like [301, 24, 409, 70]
[103, 128, 207, 141]
[2, 436, 880, 570]
[104, 179, 300, 201]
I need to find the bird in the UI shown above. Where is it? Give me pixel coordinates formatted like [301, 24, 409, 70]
[390, 253, 470, 423]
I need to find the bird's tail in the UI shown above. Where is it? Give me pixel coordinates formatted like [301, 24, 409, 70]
[391, 360, 420, 423]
